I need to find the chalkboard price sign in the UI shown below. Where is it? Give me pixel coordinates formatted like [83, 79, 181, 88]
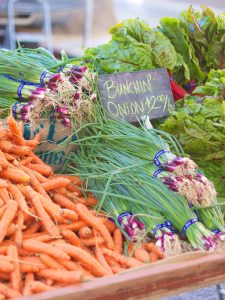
[97, 68, 174, 123]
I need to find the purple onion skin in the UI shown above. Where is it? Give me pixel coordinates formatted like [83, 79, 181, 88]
[163, 164, 176, 172]
[173, 157, 185, 166]
[73, 92, 81, 101]
[55, 106, 69, 115]
[71, 66, 87, 73]
[119, 215, 145, 239]
[49, 73, 61, 82]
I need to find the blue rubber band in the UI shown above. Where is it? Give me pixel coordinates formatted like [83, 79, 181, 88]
[153, 168, 164, 178]
[153, 223, 165, 236]
[2, 74, 40, 86]
[182, 218, 197, 236]
[193, 210, 200, 222]
[164, 220, 172, 227]
[40, 71, 47, 86]
[118, 212, 132, 223]
[58, 65, 64, 73]
[12, 102, 19, 118]
[17, 83, 25, 100]
[154, 150, 170, 166]
[212, 229, 221, 234]
[2, 74, 22, 83]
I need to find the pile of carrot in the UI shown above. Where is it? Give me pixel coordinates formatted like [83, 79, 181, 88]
[0, 115, 164, 299]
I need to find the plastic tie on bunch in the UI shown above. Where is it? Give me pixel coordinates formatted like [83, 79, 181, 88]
[118, 212, 132, 224]
[212, 229, 221, 234]
[2, 74, 41, 87]
[153, 168, 164, 178]
[154, 150, 170, 166]
[40, 71, 47, 86]
[182, 218, 198, 236]
[12, 101, 19, 119]
[58, 65, 65, 73]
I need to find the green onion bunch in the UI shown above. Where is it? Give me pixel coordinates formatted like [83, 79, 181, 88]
[66, 119, 224, 251]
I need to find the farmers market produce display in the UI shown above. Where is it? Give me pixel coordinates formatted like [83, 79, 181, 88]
[0, 4, 224, 300]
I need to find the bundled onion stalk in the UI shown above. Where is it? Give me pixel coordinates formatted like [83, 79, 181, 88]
[66, 119, 224, 251]
[75, 154, 183, 256]
[0, 49, 96, 126]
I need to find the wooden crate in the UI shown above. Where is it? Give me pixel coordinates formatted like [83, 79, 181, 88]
[19, 251, 225, 300]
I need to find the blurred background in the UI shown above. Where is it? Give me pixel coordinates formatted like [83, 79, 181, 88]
[0, 0, 225, 57]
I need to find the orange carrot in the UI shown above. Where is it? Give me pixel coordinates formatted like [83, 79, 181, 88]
[38, 253, 66, 270]
[81, 236, 105, 247]
[0, 140, 13, 153]
[55, 174, 82, 186]
[61, 229, 82, 247]
[66, 184, 83, 196]
[19, 157, 33, 166]
[11, 145, 31, 156]
[0, 200, 18, 244]
[22, 167, 48, 183]
[111, 266, 126, 274]
[146, 242, 155, 252]
[23, 221, 41, 235]
[25, 186, 60, 236]
[27, 163, 53, 177]
[21, 166, 48, 197]
[7, 183, 29, 213]
[76, 204, 114, 250]
[0, 198, 4, 207]
[0, 271, 9, 280]
[0, 151, 9, 169]
[151, 246, 164, 259]
[0, 258, 14, 273]
[95, 245, 113, 275]
[59, 221, 86, 231]
[0, 205, 7, 218]
[14, 211, 24, 248]
[20, 256, 45, 270]
[59, 259, 80, 271]
[3, 152, 15, 161]
[98, 218, 117, 233]
[38, 269, 83, 284]
[38, 195, 66, 224]
[0, 128, 8, 139]
[51, 242, 109, 277]
[61, 209, 78, 221]
[23, 273, 34, 296]
[23, 239, 70, 261]
[102, 248, 142, 268]
[133, 246, 150, 263]
[149, 252, 158, 262]
[7, 245, 21, 292]
[25, 131, 41, 148]
[30, 281, 53, 293]
[78, 226, 92, 239]
[20, 263, 40, 273]
[41, 177, 70, 191]
[113, 229, 123, 255]
[0, 167, 30, 184]
[27, 151, 44, 165]
[7, 114, 26, 146]
[53, 193, 77, 211]
[0, 283, 21, 298]
[0, 188, 10, 204]
[0, 181, 8, 191]
[7, 224, 24, 237]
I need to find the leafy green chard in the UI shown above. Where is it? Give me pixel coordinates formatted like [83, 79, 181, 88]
[178, 5, 217, 71]
[84, 18, 179, 75]
[159, 16, 205, 84]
